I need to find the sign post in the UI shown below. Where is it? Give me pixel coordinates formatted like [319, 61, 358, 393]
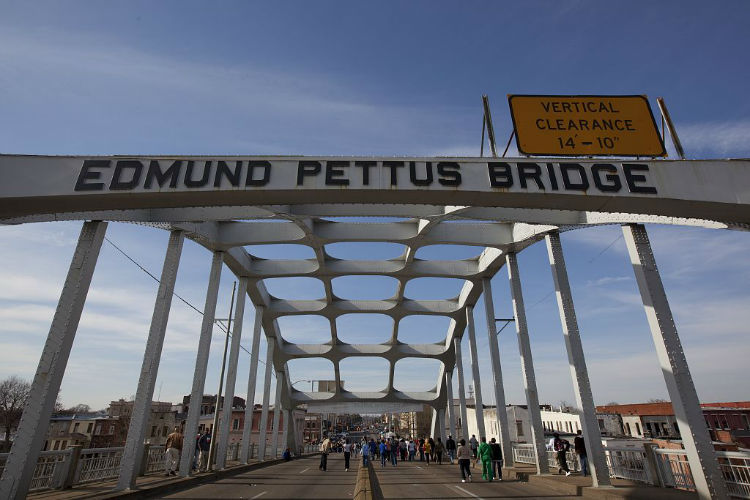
[508, 95, 666, 157]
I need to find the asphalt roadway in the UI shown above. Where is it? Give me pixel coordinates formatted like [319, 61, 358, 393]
[159, 454, 357, 500]
[158, 453, 582, 499]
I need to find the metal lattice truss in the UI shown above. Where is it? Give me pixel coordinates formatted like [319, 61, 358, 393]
[164, 203, 728, 412]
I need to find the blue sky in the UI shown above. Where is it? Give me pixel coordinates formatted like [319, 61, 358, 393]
[0, 1, 748, 410]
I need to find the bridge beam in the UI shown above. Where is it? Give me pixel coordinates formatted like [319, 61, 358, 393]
[117, 230, 184, 489]
[241, 305, 264, 463]
[257, 341, 274, 460]
[622, 223, 728, 500]
[445, 371, 456, 439]
[465, 306, 486, 439]
[216, 277, 248, 470]
[454, 338, 469, 441]
[481, 278, 513, 466]
[270, 372, 283, 459]
[0, 221, 106, 500]
[180, 251, 223, 477]
[506, 252, 548, 474]
[545, 232, 610, 487]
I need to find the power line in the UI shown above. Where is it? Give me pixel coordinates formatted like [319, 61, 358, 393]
[588, 233, 623, 263]
[104, 237, 274, 376]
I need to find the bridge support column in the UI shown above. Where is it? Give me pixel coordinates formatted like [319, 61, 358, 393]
[270, 372, 283, 458]
[430, 407, 437, 437]
[240, 305, 264, 463]
[622, 224, 728, 500]
[506, 253, 548, 474]
[437, 408, 447, 442]
[445, 371, 456, 439]
[117, 230, 184, 489]
[216, 277, 248, 470]
[179, 251, 223, 477]
[454, 338, 469, 441]
[465, 306, 486, 439]
[0, 221, 106, 500]
[257, 341, 275, 460]
[481, 278, 513, 466]
[545, 232, 610, 487]
[281, 409, 290, 455]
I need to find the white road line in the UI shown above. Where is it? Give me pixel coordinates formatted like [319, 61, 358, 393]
[251, 491, 268, 499]
[300, 467, 310, 473]
[415, 466, 423, 469]
[454, 485, 483, 499]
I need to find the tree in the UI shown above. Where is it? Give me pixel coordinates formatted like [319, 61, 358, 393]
[0, 376, 31, 451]
[647, 398, 668, 403]
[58, 403, 92, 415]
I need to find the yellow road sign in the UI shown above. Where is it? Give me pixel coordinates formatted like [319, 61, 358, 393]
[508, 95, 666, 157]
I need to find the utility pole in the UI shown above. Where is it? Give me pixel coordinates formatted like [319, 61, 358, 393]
[207, 281, 236, 470]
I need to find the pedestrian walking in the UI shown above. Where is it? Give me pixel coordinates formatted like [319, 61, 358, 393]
[489, 438, 503, 480]
[574, 430, 588, 476]
[469, 435, 478, 460]
[434, 437, 445, 464]
[408, 439, 416, 461]
[319, 434, 331, 471]
[445, 435, 456, 464]
[164, 426, 183, 476]
[419, 438, 425, 461]
[478, 437, 493, 481]
[423, 438, 432, 466]
[457, 438, 472, 483]
[361, 439, 370, 466]
[197, 429, 211, 472]
[343, 438, 352, 471]
[379, 440, 387, 467]
[553, 433, 571, 476]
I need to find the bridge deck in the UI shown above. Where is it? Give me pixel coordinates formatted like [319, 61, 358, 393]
[27, 453, 698, 499]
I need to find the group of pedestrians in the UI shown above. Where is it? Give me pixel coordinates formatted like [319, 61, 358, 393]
[161, 425, 212, 476]
[549, 430, 588, 477]
[457, 435, 503, 482]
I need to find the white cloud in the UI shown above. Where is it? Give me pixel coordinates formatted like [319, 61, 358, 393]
[678, 120, 750, 157]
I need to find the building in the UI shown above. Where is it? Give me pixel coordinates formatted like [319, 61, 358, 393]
[108, 399, 176, 447]
[597, 401, 750, 448]
[44, 412, 113, 451]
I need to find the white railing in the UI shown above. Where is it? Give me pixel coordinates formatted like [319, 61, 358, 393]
[512, 441, 750, 498]
[654, 448, 696, 491]
[76, 447, 124, 484]
[0, 449, 73, 491]
[512, 443, 536, 464]
[546, 449, 580, 472]
[719, 452, 750, 499]
[146, 445, 165, 474]
[604, 446, 652, 484]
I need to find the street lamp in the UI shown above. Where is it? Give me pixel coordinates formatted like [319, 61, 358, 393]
[292, 379, 314, 391]
[494, 317, 515, 335]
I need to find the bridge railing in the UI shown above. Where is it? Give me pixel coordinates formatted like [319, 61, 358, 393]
[510, 442, 750, 498]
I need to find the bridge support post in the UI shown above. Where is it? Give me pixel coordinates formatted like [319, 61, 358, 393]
[240, 305, 264, 463]
[622, 224, 728, 500]
[437, 408, 447, 442]
[545, 232, 610, 487]
[445, 371, 456, 439]
[257, 341, 275, 460]
[0, 221, 106, 500]
[216, 277, 248, 470]
[506, 252, 548, 474]
[270, 372, 283, 458]
[465, 306, 486, 439]
[117, 230, 184, 489]
[430, 407, 437, 437]
[481, 278, 513, 466]
[454, 338, 469, 441]
[179, 251, 223, 477]
[281, 409, 290, 456]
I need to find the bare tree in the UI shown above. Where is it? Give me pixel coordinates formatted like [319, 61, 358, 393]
[0, 376, 31, 451]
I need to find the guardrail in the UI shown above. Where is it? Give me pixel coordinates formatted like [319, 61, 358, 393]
[510, 442, 750, 498]
[0, 440, 269, 493]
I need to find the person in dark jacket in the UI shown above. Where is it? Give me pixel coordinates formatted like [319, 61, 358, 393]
[445, 435, 457, 464]
[574, 430, 588, 476]
[197, 429, 211, 472]
[489, 438, 503, 480]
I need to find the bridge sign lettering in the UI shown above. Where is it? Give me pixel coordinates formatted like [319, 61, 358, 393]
[508, 95, 666, 157]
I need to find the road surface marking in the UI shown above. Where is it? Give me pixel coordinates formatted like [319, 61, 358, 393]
[454, 485, 483, 499]
[251, 492, 267, 499]
[300, 467, 310, 474]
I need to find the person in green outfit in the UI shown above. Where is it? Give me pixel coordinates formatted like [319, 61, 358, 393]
[477, 436, 493, 481]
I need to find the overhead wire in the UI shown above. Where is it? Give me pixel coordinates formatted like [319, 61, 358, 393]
[104, 236, 275, 378]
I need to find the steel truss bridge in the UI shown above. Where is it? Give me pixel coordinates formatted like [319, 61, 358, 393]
[0, 155, 748, 500]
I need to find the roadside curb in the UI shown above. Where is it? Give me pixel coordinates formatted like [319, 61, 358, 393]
[353, 461, 384, 500]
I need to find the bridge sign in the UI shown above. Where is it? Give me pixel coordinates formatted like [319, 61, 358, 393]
[508, 95, 666, 157]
